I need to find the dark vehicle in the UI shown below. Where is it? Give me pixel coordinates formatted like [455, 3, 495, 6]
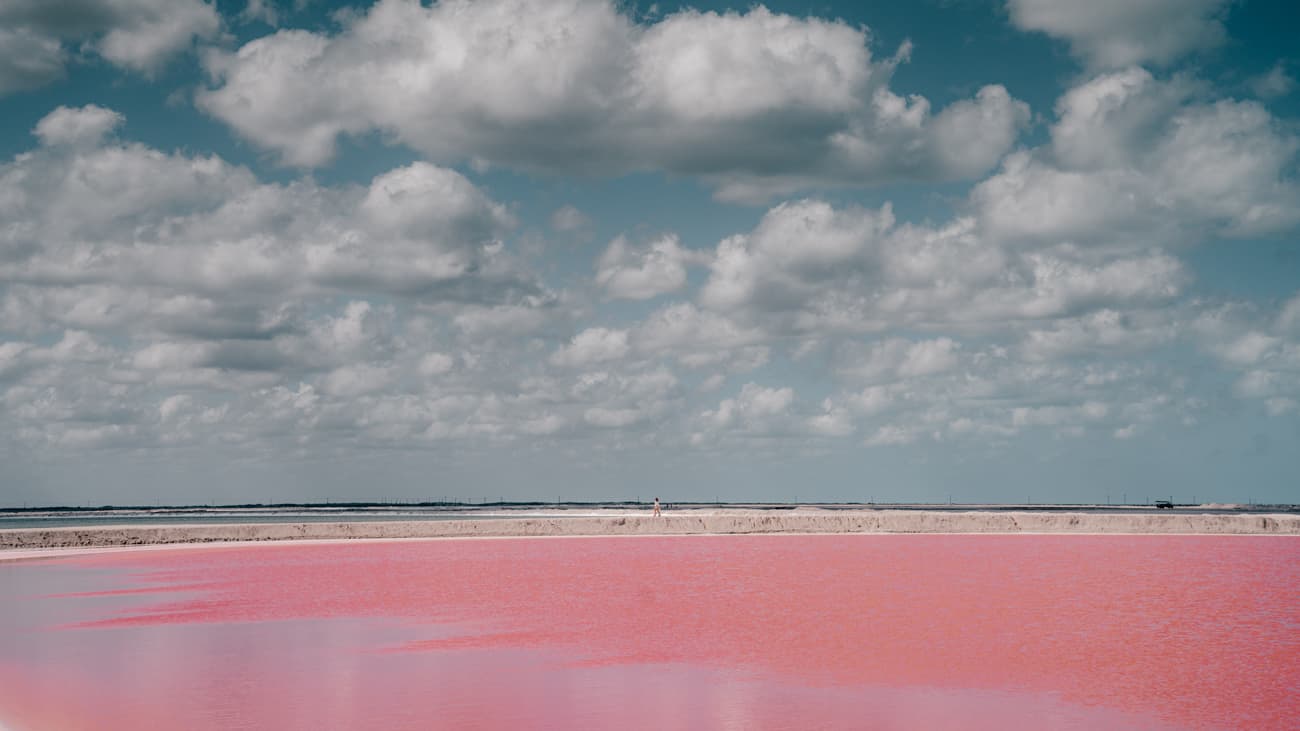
[1154, 500, 1174, 509]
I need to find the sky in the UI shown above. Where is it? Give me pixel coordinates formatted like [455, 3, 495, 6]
[1, 0, 1298, 507]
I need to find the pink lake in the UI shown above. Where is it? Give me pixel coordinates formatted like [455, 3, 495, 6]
[1, 535, 1296, 730]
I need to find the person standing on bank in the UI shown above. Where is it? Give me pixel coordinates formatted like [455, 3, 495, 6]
[653, 497, 661, 517]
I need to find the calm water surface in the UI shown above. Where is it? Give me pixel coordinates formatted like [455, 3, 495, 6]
[0, 535, 1296, 730]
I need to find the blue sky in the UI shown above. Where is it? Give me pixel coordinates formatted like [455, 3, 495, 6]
[0, 0, 1297, 506]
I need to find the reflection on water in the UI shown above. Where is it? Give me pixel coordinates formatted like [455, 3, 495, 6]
[1, 535, 1296, 730]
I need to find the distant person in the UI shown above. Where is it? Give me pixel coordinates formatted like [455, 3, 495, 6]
[653, 497, 661, 517]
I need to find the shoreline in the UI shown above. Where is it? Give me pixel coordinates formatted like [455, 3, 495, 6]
[2, 530, 1297, 564]
[2, 509, 1296, 561]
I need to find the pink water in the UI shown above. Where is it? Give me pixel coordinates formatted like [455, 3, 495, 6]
[1, 535, 1296, 730]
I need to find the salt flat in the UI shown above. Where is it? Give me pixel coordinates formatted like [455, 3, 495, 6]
[2, 508, 1296, 558]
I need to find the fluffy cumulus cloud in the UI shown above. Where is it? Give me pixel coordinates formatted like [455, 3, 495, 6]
[0, 105, 566, 451]
[1192, 298, 1300, 414]
[550, 327, 630, 367]
[0, 0, 219, 93]
[31, 103, 124, 146]
[693, 198, 1185, 335]
[632, 303, 768, 371]
[197, 0, 1028, 199]
[974, 69, 1300, 248]
[595, 234, 707, 301]
[835, 338, 962, 383]
[627, 63, 1300, 449]
[2, 107, 531, 307]
[825, 338, 1199, 450]
[1006, 0, 1231, 69]
[694, 382, 798, 443]
[1017, 308, 1177, 362]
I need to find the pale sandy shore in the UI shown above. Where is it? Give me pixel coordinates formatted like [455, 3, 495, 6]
[2, 509, 1297, 561]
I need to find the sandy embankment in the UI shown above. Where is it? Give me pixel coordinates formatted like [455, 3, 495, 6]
[1, 510, 1297, 555]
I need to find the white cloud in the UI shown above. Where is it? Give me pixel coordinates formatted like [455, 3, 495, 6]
[849, 385, 893, 415]
[698, 373, 726, 393]
[595, 234, 703, 301]
[974, 70, 1300, 247]
[1012, 402, 1109, 427]
[1265, 398, 1296, 416]
[693, 196, 1187, 336]
[322, 364, 392, 398]
[0, 0, 219, 93]
[0, 27, 65, 94]
[1277, 294, 1300, 334]
[734, 383, 793, 417]
[632, 7, 872, 122]
[1218, 332, 1281, 367]
[584, 407, 644, 428]
[2, 110, 535, 311]
[5, 39, 1300, 491]
[550, 327, 630, 367]
[158, 394, 191, 422]
[863, 424, 919, 447]
[550, 205, 594, 242]
[808, 398, 853, 436]
[418, 352, 455, 377]
[240, 0, 280, 26]
[811, 334, 1202, 449]
[698, 382, 796, 438]
[519, 413, 565, 435]
[1019, 309, 1175, 362]
[197, 0, 1027, 198]
[1249, 63, 1296, 100]
[699, 199, 895, 315]
[837, 338, 961, 383]
[567, 366, 681, 432]
[1192, 296, 1300, 413]
[310, 301, 393, 362]
[130, 340, 226, 372]
[632, 302, 767, 370]
[1007, 0, 1231, 69]
[451, 301, 557, 338]
[0, 104, 597, 458]
[94, 0, 220, 72]
[33, 104, 125, 147]
[925, 85, 1031, 179]
[1049, 68, 1190, 170]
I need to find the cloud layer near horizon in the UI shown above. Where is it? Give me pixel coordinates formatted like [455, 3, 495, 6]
[0, 0, 1296, 504]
